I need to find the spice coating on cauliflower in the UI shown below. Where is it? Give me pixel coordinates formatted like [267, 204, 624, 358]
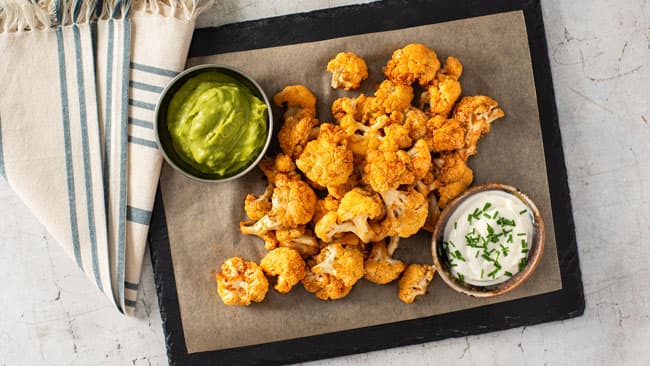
[296, 123, 354, 194]
[327, 52, 369, 91]
[397, 264, 435, 304]
[216, 257, 269, 306]
[260, 247, 307, 293]
[302, 269, 353, 300]
[312, 243, 365, 287]
[380, 188, 429, 238]
[453, 95, 505, 159]
[383, 43, 441, 86]
[364, 241, 405, 284]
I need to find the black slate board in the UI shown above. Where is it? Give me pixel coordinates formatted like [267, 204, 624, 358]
[149, 0, 585, 364]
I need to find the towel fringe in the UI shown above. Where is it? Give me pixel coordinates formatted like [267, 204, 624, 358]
[131, 0, 213, 22]
[0, 0, 55, 33]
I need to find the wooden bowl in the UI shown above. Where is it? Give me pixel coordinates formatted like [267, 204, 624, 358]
[431, 183, 545, 297]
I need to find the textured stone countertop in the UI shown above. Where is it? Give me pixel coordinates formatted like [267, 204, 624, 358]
[1, 0, 649, 365]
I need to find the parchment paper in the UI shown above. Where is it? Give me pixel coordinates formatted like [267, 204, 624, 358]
[160, 10, 561, 353]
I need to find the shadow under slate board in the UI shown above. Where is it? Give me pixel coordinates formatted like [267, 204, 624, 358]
[149, 0, 585, 364]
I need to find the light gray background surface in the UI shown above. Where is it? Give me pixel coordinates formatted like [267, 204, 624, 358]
[1, 0, 649, 364]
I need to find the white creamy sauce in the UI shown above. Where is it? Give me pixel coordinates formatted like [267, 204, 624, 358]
[442, 190, 533, 286]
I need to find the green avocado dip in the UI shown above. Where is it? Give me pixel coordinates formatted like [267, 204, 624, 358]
[166, 71, 268, 177]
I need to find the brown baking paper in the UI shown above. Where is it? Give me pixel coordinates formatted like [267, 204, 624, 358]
[160, 10, 561, 353]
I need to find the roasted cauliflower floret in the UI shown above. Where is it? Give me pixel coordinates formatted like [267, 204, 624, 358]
[383, 43, 441, 86]
[371, 79, 414, 114]
[278, 115, 320, 159]
[312, 243, 365, 287]
[404, 107, 429, 141]
[276, 226, 320, 258]
[315, 188, 385, 243]
[313, 195, 341, 224]
[434, 152, 474, 208]
[273, 84, 317, 116]
[397, 264, 435, 304]
[332, 94, 368, 121]
[380, 188, 428, 238]
[362, 149, 413, 192]
[422, 77, 462, 117]
[260, 247, 307, 293]
[326, 52, 369, 91]
[216, 257, 268, 306]
[302, 267, 352, 300]
[439, 56, 463, 81]
[258, 154, 300, 184]
[426, 115, 466, 153]
[364, 241, 405, 284]
[296, 123, 354, 193]
[240, 174, 317, 245]
[244, 183, 273, 221]
[406, 139, 432, 180]
[453, 95, 505, 159]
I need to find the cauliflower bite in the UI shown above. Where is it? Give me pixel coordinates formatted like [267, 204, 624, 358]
[326, 52, 369, 91]
[240, 173, 316, 246]
[312, 243, 365, 287]
[216, 257, 269, 306]
[296, 123, 354, 193]
[313, 195, 341, 224]
[276, 226, 320, 258]
[453, 95, 505, 159]
[371, 79, 414, 114]
[406, 139, 432, 180]
[260, 247, 307, 293]
[383, 43, 441, 86]
[315, 188, 385, 243]
[274, 85, 320, 159]
[426, 115, 466, 153]
[331, 94, 368, 121]
[439, 56, 463, 81]
[258, 154, 300, 184]
[364, 241, 405, 284]
[302, 267, 353, 300]
[244, 183, 273, 221]
[380, 188, 429, 238]
[397, 264, 435, 304]
[423, 77, 462, 117]
[434, 152, 474, 208]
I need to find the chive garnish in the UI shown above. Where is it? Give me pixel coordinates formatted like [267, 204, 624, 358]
[517, 232, 526, 236]
[519, 258, 528, 272]
[505, 271, 513, 277]
[454, 221, 457, 230]
[457, 272, 465, 281]
[480, 268, 484, 278]
[519, 209, 527, 215]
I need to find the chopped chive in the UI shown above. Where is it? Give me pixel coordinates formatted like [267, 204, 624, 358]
[483, 213, 492, 219]
[457, 272, 465, 281]
[488, 267, 500, 278]
[521, 248, 529, 253]
[505, 271, 513, 277]
[517, 232, 527, 236]
[519, 258, 528, 272]
[483, 202, 492, 211]
[475, 250, 480, 258]
[519, 209, 527, 215]
[480, 268, 484, 278]
[449, 240, 456, 247]
[508, 234, 513, 243]
[454, 221, 458, 230]
[493, 211, 499, 220]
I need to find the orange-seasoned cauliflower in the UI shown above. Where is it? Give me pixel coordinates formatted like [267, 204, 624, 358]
[274, 85, 320, 159]
[314, 188, 385, 243]
[273, 84, 317, 116]
[302, 266, 353, 300]
[312, 243, 365, 287]
[422, 77, 462, 117]
[260, 247, 307, 293]
[397, 264, 435, 304]
[296, 123, 354, 193]
[216, 257, 269, 306]
[406, 139, 432, 180]
[371, 79, 414, 114]
[240, 173, 316, 247]
[326, 52, 369, 91]
[404, 107, 429, 141]
[380, 188, 428, 238]
[383, 43, 441, 86]
[434, 152, 474, 208]
[453, 95, 505, 159]
[424, 115, 466, 153]
[313, 195, 341, 224]
[419, 56, 464, 117]
[276, 226, 320, 258]
[258, 154, 300, 184]
[244, 183, 273, 221]
[331, 94, 369, 121]
[364, 241, 405, 284]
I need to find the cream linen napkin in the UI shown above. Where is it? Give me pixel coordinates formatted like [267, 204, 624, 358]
[0, 0, 211, 314]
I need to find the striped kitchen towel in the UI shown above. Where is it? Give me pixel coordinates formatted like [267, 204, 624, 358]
[0, 0, 212, 314]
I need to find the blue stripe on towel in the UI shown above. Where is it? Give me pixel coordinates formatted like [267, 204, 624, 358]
[129, 80, 163, 94]
[126, 206, 152, 225]
[56, 29, 83, 269]
[117, 21, 132, 310]
[128, 99, 155, 111]
[73, 25, 103, 292]
[128, 117, 153, 130]
[130, 62, 178, 78]
[103, 20, 115, 215]
[128, 136, 158, 149]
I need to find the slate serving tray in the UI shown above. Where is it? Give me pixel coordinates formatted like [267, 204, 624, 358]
[149, 0, 585, 364]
